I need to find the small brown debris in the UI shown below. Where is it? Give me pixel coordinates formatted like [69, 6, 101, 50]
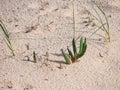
[44, 78, 48, 81]
[99, 53, 103, 58]
[25, 56, 30, 61]
[26, 44, 29, 50]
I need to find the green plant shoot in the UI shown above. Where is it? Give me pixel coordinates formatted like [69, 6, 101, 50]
[61, 37, 87, 64]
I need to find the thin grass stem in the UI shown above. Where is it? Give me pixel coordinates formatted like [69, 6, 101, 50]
[0, 20, 15, 56]
[73, 4, 76, 39]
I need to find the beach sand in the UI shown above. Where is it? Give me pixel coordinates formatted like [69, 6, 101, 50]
[0, 0, 120, 90]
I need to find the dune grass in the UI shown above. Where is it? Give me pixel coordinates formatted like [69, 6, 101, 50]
[0, 20, 15, 56]
[87, 2, 110, 42]
[61, 5, 87, 64]
[95, 4, 110, 42]
[61, 37, 87, 64]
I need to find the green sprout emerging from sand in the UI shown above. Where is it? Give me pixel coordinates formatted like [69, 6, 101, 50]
[61, 37, 87, 64]
[33, 51, 37, 63]
[61, 5, 87, 64]
[0, 20, 15, 56]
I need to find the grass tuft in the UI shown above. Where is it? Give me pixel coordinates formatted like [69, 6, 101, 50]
[61, 37, 87, 64]
[86, 2, 110, 42]
[61, 5, 87, 64]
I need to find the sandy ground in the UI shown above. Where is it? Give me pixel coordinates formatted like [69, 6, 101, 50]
[0, 0, 120, 90]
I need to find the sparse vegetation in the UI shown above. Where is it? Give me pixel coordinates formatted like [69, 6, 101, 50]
[61, 37, 87, 64]
[84, 2, 110, 42]
[61, 5, 87, 64]
[0, 20, 15, 56]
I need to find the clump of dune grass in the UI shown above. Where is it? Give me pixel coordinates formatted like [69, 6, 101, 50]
[0, 20, 15, 56]
[61, 5, 87, 64]
[61, 37, 87, 64]
[84, 2, 110, 42]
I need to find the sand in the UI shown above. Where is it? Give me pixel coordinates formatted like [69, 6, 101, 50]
[0, 0, 120, 90]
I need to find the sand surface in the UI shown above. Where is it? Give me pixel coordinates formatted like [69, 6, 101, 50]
[0, 0, 120, 90]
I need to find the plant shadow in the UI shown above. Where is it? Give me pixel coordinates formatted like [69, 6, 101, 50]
[48, 59, 66, 64]
[23, 59, 35, 63]
[50, 53, 63, 57]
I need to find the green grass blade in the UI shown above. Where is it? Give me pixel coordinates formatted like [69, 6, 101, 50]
[77, 38, 87, 59]
[82, 38, 87, 54]
[67, 46, 74, 59]
[0, 20, 9, 38]
[80, 37, 83, 53]
[61, 49, 72, 64]
[7, 44, 15, 56]
[0, 20, 15, 56]
[72, 38, 77, 56]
